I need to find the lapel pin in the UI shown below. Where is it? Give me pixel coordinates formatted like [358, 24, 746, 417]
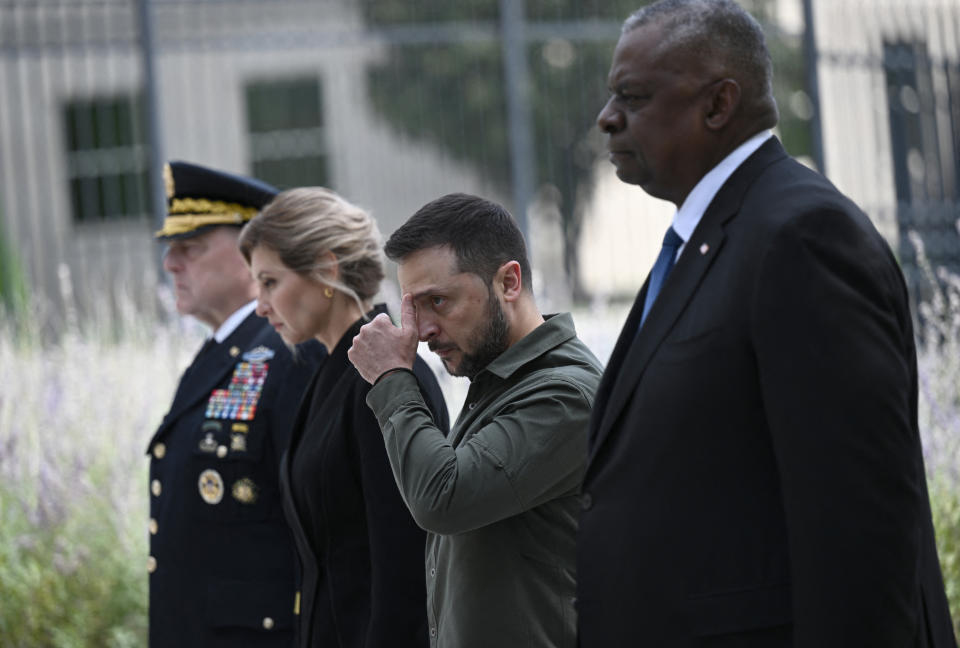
[229, 346, 240, 357]
[699, 243, 710, 255]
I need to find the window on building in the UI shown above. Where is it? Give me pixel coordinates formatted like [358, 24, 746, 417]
[63, 93, 151, 223]
[245, 77, 329, 189]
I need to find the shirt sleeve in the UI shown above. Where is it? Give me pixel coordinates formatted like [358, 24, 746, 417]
[366, 370, 591, 535]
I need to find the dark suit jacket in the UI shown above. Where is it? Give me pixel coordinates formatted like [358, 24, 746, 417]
[281, 305, 450, 648]
[577, 138, 957, 647]
[147, 311, 325, 647]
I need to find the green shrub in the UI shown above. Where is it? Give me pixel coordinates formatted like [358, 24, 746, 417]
[929, 479, 960, 639]
[0, 204, 29, 316]
[0, 290, 200, 647]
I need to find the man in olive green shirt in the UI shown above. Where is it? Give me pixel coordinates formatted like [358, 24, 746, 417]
[348, 193, 602, 648]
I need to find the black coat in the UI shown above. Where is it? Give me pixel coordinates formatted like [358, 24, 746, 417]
[281, 305, 450, 648]
[148, 311, 325, 647]
[576, 138, 957, 647]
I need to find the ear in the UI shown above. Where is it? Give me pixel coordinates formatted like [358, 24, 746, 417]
[497, 260, 524, 302]
[704, 78, 741, 131]
[318, 250, 340, 282]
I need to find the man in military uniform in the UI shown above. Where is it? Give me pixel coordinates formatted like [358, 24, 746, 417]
[148, 161, 324, 647]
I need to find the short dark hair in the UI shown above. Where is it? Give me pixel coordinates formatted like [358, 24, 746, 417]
[385, 193, 533, 292]
[624, 0, 778, 130]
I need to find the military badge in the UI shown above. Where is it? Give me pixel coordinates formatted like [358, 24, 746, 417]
[232, 477, 258, 504]
[230, 433, 247, 452]
[243, 346, 276, 362]
[198, 432, 218, 453]
[198, 469, 224, 504]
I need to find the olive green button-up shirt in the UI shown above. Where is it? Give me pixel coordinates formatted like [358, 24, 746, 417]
[367, 313, 602, 648]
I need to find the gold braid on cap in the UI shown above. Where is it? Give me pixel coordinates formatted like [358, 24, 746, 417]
[155, 198, 260, 237]
[163, 163, 175, 199]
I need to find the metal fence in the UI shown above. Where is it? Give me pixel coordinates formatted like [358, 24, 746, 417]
[810, 0, 960, 308]
[1, 0, 959, 329]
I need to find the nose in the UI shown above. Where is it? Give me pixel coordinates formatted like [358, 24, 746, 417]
[255, 292, 270, 318]
[597, 97, 623, 134]
[162, 247, 181, 273]
[416, 314, 439, 343]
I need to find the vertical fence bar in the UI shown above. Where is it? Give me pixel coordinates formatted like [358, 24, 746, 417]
[135, 0, 166, 272]
[802, 0, 824, 174]
[499, 0, 534, 245]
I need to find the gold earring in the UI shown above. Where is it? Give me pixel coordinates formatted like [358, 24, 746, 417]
[324, 287, 334, 298]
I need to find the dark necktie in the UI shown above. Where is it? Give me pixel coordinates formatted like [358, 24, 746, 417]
[640, 226, 684, 328]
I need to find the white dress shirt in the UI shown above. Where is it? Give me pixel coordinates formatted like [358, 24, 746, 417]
[212, 300, 257, 343]
[671, 130, 773, 258]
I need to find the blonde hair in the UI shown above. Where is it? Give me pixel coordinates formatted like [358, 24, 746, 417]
[239, 187, 384, 313]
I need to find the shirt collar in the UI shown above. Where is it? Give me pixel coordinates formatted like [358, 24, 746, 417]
[482, 312, 577, 380]
[672, 130, 773, 245]
[213, 300, 257, 343]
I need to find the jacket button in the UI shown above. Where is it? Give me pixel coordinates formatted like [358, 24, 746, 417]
[148, 518, 158, 535]
[216, 445, 228, 458]
[147, 556, 157, 573]
[153, 443, 166, 459]
[151, 479, 162, 497]
[262, 617, 274, 630]
[581, 493, 593, 510]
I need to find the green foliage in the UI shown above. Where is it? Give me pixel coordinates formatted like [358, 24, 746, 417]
[0, 294, 199, 647]
[0, 203, 29, 316]
[0, 485, 148, 647]
[361, 1, 813, 296]
[929, 479, 960, 639]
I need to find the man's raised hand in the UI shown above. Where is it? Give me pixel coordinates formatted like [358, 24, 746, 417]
[348, 294, 420, 384]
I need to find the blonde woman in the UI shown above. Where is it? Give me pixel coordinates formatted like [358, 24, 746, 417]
[239, 187, 448, 648]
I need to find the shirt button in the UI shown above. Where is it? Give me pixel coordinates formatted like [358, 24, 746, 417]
[430, 568, 436, 577]
[262, 617, 274, 630]
[147, 556, 157, 573]
[152, 443, 166, 459]
[430, 627, 437, 638]
[151, 479, 162, 497]
[216, 445, 228, 458]
[467, 402, 477, 410]
[148, 518, 158, 535]
[581, 493, 593, 510]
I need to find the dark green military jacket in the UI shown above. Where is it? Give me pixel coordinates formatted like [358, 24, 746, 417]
[367, 313, 602, 648]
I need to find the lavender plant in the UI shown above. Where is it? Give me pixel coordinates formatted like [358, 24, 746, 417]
[0, 280, 202, 647]
[912, 231, 960, 637]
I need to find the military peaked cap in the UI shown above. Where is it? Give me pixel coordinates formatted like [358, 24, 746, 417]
[155, 161, 278, 240]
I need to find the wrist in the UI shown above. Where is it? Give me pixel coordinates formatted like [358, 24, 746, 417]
[374, 366, 417, 385]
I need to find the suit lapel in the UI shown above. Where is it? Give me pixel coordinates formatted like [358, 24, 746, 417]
[588, 277, 649, 445]
[150, 313, 265, 446]
[588, 137, 788, 464]
[589, 222, 727, 461]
